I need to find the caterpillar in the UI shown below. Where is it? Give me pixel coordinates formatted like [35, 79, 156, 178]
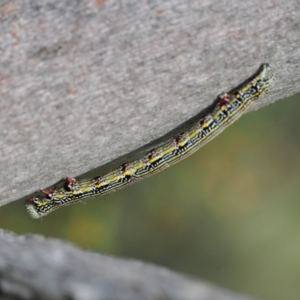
[25, 63, 274, 218]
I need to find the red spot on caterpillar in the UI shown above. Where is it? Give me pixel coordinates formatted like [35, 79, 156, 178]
[41, 189, 54, 197]
[65, 177, 77, 190]
[219, 93, 230, 104]
[28, 197, 37, 203]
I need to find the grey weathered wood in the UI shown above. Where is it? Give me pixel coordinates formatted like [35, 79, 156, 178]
[0, 1, 299, 207]
[0, 229, 261, 300]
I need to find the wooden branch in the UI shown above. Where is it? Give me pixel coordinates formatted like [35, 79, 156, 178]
[0, 229, 261, 300]
[0, 1, 299, 207]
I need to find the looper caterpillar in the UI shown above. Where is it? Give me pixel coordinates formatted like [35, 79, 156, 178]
[25, 63, 274, 218]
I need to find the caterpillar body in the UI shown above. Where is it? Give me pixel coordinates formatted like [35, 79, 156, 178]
[25, 63, 274, 218]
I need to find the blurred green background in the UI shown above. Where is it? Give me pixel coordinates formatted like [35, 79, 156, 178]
[1, 93, 300, 300]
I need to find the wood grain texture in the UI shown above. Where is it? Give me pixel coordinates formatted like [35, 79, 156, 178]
[0, 229, 260, 300]
[0, 0, 300, 206]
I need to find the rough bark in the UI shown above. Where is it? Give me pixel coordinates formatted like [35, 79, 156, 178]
[0, 0, 299, 206]
[0, 229, 262, 300]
